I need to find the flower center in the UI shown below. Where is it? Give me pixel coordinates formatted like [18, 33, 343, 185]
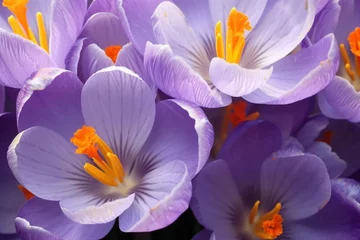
[71, 125, 125, 187]
[3, 0, 48, 52]
[18, 184, 34, 200]
[104, 45, 122, 63]
[248, 201, 284, 239]
[214, 8, 252, 64]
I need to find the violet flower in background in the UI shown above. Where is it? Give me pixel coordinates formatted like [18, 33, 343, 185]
[9, 66, 213, 232]
[191, 121, 332, 239]
[120, 0, 338, 108]
[308, 0, 360, 122]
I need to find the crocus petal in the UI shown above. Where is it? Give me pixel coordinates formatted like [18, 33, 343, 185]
[80, 13, 129, 49]
[191, 160, 243, 239]
[334, 0, 359, 45]
[78, 43, 113, 82]
[26, 0, 51, 37]
[144, 42, 231, 108]
[152, 2, 210, 78]
[192, 230, 213, 240]
[332, 178, 360, 203]
[218, 121, 282, 192]
[65, 38, 85, 75]
[17, 68, 84, 140]
[260, 154, 331, 221]
[15, 218, 58, 240]
[118, 0, 163, 53]
[85, 0, 120, 21]
[0, 85, 4, 112]
[307, 142, 346, 179]
[8, 126, 97, 201]
[318, 76, 360, 122]
[0, 113, 23, 234]
[0, 30, 55, 88]
[49, 0, 87, 67]
[314, 0, 329, 13]
[16, 198, 114, 240]
[288, 184, 360, 240]
[136, 99, 213, 178]
[208, 0, 267, 31]
[115, 43, 155, 91]
[81, 66, 156, 167]
[0, 5, 11, 31]
[296, 114, 329, 148]
[119, 161, 191, 232]
[210, 58, 273, 97]
[308, 0, 341, 43]
[242, 0, 316, 68]
[244, 34, 339, 104]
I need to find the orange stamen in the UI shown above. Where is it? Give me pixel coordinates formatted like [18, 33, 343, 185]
[348, 27, 360, 56]
[317, 130, 334, 145]
[215, 8, 252, 63]
[105, 45, 122, 63]
[71, 125, 126, 186]
[18, 185, 34, 200]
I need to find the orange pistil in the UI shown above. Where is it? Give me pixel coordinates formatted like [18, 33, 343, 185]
[215, 8, 252, 63]
[105, 45, 122, 63]
[3, 0, 49, 52]
[71, 125, 125, 187]
[317, 130, 334, 145]
[339, 27, 360, 82]
[18, 185, 34, 200]
[262, 214, 284, 239]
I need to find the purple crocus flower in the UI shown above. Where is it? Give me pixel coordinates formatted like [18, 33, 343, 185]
[308, 0, 360, 122]
[119, 0, 338, 108]
[191, 120, 332, 239]
[8, 66, 213, 232]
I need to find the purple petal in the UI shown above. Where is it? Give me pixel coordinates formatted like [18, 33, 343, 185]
[152, 2, 210, 78]
[0, 31, 55, 88]
[16, 198, 114, 240]
[0, 5, 11, 31]
[260, 154, 331, 221]
[8, 126, 96, 201]
[119, 0, 163, 53]
[80, 12, 129, 49]
[276, 137, 305, 158]
[332, 178, 360, 203]
[78, 43, 113, 82]
[192, 230, 212, 240]
[242, 0, 316, 68]
[296, 114, 329, 148]
[26, 0, 52, 38]
[65, 38, 85, 75]
[115, 43, 155, 91]
[218, 121, 282, 192]
[289, 183, 360, 240]
[318, 76, 360, 122]
[119, 161, 191, 232]
[191, 160, 242, 239]
[210, 58, 273, 97]
[49, 0, 87, 67]
[17, 68, 84, 140]
[81, 66, 156, 169]
[209, 0, 267, 32]
[144, 42, 231, 108]
[314, 0, 330, 13]
[308, 0, 341, 43]
[244, 34, 339, 104]
[0, 85, 4, 113]
[307, 142, 346, 179]
[136, 99, 213, 178]
[335, 0, 360, 45]
[0, 113, 23, 234]
[85, 0, 120, 21]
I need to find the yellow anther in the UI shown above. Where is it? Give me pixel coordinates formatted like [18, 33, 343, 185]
[36, 12, 48, 52]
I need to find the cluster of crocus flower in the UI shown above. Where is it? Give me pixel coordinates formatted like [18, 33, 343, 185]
[0, 0, 359, 240]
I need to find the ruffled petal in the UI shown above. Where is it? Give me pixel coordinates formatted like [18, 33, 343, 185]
[210, 58, 273, 97]
[118, 161, 191, 232]
[241, 0, 316, 68]
[81, 66, 156, 168]
[191, 160, 243, 239]
[16, 198, 114, 240]
[49, 0, 87, 67]
[332, 178, 360, 202]
[136, 99, 213, 178]
[0, 30, 55, 88]
[17, 68, 84, 139]
[260, 154, 331, 221]
[144, 42, 231, 108]
[318, 76, 360, 122]
[244, 34, 339, 104]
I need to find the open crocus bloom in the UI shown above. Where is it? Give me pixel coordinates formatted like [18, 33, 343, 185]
[9, 66, 213, 232]
[309, 0, 360, 122]
[120, 0, 339, 107]
[191, 121, 332, 239]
